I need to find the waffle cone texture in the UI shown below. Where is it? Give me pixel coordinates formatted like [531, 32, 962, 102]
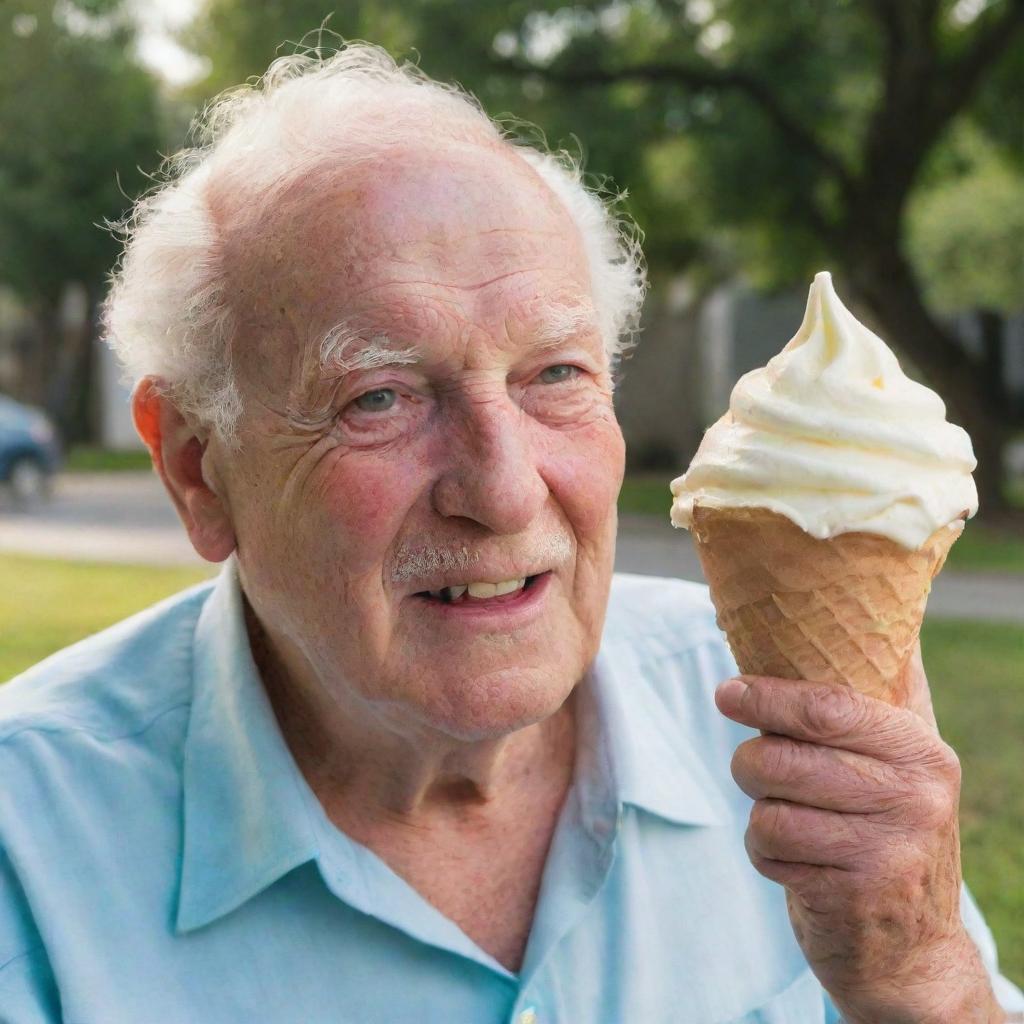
[691, 506, 963, 705]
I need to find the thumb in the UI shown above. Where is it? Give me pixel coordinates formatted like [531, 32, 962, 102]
[903, 638, 939, 734]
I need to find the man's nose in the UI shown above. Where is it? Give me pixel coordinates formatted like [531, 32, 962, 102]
[430, 394, 548, 534]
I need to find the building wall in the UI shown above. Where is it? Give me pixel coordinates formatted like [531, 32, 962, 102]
[97, 336, 142, 449]
[613, 277, 1024, 476]
[613, 275, 710, 470]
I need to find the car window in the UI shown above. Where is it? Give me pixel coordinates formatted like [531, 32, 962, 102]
[0, 396, 30, 429]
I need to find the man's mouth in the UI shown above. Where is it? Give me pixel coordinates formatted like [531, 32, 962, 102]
[415, 572, 548, 605]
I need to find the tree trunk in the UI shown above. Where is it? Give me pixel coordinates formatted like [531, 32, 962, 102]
[45, 285, 100, 446]
[39, 284, 99, 444]
[15, 303, 60, 413]
[841, 244, 1010, 516]
[977, 308, 1008, 420]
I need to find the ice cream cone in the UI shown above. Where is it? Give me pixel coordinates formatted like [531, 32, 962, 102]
[690, 505, 964, 705]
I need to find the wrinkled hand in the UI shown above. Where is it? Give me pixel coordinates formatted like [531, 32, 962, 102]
[715, 644, 1003, 1023]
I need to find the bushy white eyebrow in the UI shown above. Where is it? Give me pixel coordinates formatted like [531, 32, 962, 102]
[318, 322, 421, 381]
[316, 300, 601, 383]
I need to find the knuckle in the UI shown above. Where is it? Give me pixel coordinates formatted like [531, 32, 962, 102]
[749, 798, 789, 838]
[934, 741, 962, 784]
[799, 684, 863, 738]
[913, 784, 957, 828]
[761, 737, 801, 782]
[887, 780, 955, 829]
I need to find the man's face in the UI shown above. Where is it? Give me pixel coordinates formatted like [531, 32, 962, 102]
[215, 140, 626, 741]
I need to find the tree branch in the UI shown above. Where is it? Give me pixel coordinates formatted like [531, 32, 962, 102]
[488, 54, 856, 198]
[933, 0, 1024, 126]
[855, 0, 1023, 225]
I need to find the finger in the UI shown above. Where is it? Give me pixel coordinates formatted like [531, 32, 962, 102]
[745, 850, 834, 892]
[715, 675, 948, 767]
[745, 798, 873, 872]
[731, 735, 908, 814]
[904, 639, 939, 734]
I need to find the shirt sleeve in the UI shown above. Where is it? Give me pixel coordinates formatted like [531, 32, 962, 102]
[0, 849, 62, 1023]
[818, 881, 1024, 1020]
[960, 881, 1024, 1013]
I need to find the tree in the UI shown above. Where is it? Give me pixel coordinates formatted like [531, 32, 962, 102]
[184, 0, 1023, 509]
[909, 124, 1024, 424]
[476, 0, 1024, 511]
[0, 0, 161, 442]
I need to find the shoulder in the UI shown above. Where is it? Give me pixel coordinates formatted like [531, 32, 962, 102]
[0, 582, 215, 975]
[0, 578, 215, 745]
[0, 846, 57, 1009]
[602, 572, 753, 788]
[605, 571, 725, 655]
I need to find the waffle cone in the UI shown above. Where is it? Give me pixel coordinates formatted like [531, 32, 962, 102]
[690, 505, 963, 705]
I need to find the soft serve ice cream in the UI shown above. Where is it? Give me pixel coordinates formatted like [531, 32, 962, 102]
[670, 271, 978, 549]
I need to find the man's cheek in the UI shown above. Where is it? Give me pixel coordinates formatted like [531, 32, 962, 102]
[318, 467, 407, 574]
[546, 425, 624, 536]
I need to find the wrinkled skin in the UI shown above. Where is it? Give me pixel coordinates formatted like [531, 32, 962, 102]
[134, 134, 1010, 1001]
[134, 139, 625, 969]
[205, 141, 625, 764]
[136, 142, 622, 966]
[717, 645, 1005, 1023]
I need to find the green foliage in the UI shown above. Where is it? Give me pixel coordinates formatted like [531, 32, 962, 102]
[922, 617, 1024, 986]
[64, 445, 153, 472]
[909, 126, 1024, 314]
[0, 0, 162, 304]
[179, 0, 1023, 299]
[0, 554, 214, 682]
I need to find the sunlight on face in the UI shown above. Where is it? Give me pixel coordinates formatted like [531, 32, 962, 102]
[220, 141, 626, 742]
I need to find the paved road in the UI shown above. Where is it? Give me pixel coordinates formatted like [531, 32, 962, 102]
[0, 472, 199, 567]
[615, 515, 1024, 626]
[2, 473, 1022, 624]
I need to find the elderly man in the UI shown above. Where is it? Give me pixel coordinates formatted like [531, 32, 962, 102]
[1, 42, 1021, 1024]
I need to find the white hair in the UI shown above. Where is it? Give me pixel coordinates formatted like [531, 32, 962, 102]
[102, 40, 648, 446]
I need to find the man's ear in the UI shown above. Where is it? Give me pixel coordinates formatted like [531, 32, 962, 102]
[132, 377, 237, 563]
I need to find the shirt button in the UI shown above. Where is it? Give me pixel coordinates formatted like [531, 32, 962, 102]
[518, 1009, 538, 1024]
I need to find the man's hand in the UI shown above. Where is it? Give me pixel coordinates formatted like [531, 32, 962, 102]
[715, 646, 1005, 1023]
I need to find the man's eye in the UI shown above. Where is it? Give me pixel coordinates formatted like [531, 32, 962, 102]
[538, 364, 581, 384]
[352, 388, 397, 413]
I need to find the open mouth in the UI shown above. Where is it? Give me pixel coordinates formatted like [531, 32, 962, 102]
[414, 572, 548, 605]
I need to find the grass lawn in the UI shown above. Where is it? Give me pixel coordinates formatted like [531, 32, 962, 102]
[64, 445, 153, 473]
[0, 555, 214, 682]
[922, 618, 1024, 988]
[1, 554, 1021, 986]
[621, 472, 1024, 574]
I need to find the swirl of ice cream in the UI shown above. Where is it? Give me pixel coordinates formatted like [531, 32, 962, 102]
[670, 271, 978, 549]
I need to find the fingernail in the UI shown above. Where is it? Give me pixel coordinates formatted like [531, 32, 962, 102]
[716, 677, 748, 709]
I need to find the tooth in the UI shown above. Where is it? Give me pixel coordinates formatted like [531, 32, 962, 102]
[446, 584, 468, 599]
[494, 578, 525, 596]
[466, 581, 498, 599]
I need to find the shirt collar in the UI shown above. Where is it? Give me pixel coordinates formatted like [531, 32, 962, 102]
[176, 558, 318, 934]
[586, 638, 726, 829]
[176, 565, 724, 933]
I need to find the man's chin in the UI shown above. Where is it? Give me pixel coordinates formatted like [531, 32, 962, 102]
[423, 666, 578, 744]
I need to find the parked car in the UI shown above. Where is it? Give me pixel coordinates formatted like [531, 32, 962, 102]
[0, 395, 61, 504]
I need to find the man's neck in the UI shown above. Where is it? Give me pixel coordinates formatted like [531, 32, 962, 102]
[243, 598, 578, 832]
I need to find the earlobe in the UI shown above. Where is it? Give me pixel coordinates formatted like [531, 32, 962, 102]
[131, 378, 237, 563]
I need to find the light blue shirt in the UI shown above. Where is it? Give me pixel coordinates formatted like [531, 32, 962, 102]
[1, 562, 1021, 1023]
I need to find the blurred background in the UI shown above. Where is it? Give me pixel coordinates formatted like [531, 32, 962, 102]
[0, 0, 1021, 984]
